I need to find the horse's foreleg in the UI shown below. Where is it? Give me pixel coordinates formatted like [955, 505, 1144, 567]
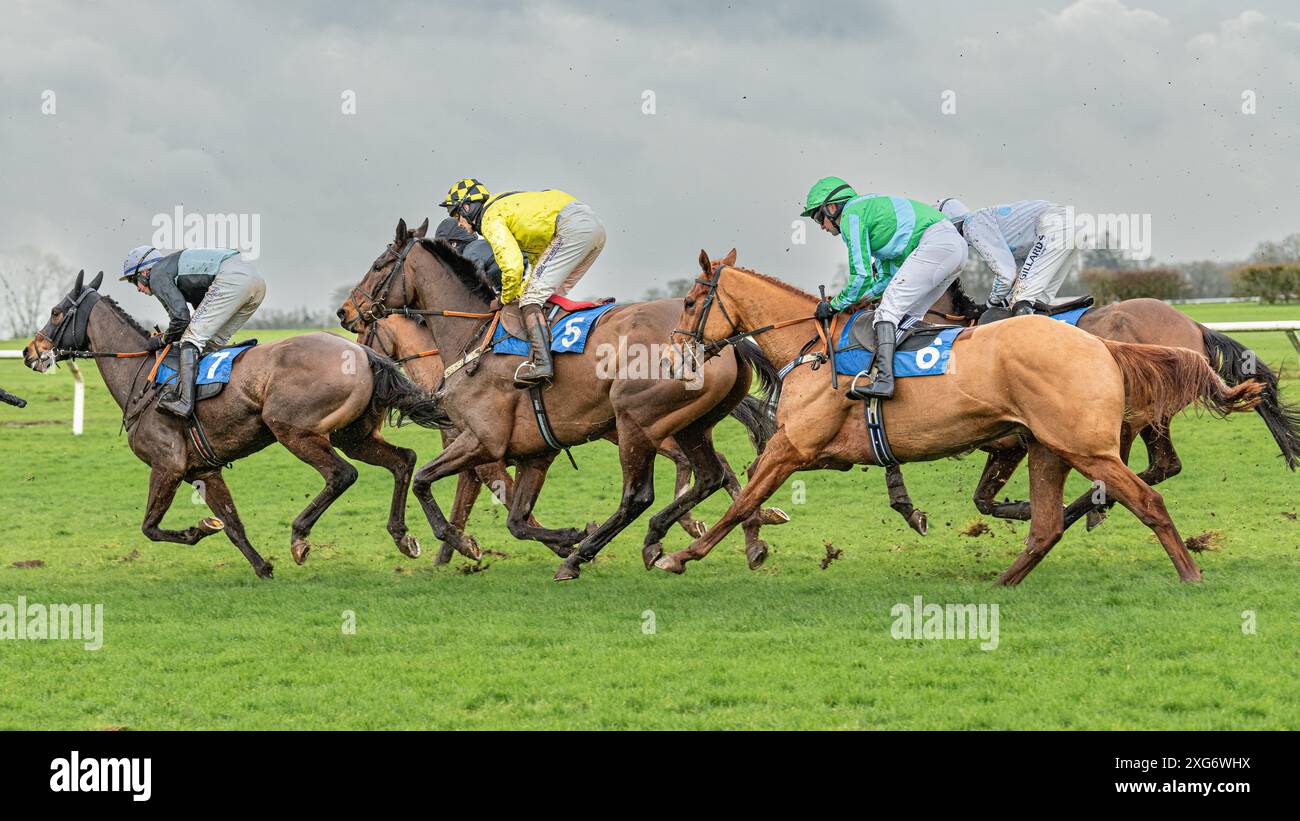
[660, 439, 708, 538]
[504, 454, 584, 558]
[972, 444, 1031, 520]
[641, 425, 729, 569]
[884, 465, 928, 535]
[1063, 423, 1145, 532]
[141, 466, 224, 546]
[412, 434, 490, 562]
[435, 468, 487, 565]
[272, 427, 359, 566]
[197, 472, 273, 579]
[334, 428, 420, 558]
[719, 451, 789, 527]
[656, 429, 808, 574]
[553, 425, 659, 581]
[995, 442, 1069, 586]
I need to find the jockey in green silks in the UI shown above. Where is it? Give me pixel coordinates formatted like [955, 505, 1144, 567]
[803, 177, 967, 399]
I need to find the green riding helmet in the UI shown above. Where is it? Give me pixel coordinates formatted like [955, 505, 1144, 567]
[802, 176, 857, 219]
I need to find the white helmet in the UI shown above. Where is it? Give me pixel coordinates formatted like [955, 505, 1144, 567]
[935, 197, 971, 224]
[121, 245, 164, 282]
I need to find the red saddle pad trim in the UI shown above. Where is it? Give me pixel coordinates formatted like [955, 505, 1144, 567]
[546, 294, 610, 312]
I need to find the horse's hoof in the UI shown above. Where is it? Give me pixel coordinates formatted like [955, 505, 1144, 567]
[397, 534, 421, 559]
[681, 519, 707, 539]
[554, 562, 581, 581]
[642, 542, 664, 570]
[433, 544, 454, 565]
[654, 554, 686, 574]
[454, 532, 480, 563]
[197, 517, 224, 535]
[291, 540, 311, 565]
[760, 507, 790, 525]
[909, 510, 929, 536]
[745, 540, 769, 570]
[256, 562, 274, 580]
[1086, 508, 1107, 531]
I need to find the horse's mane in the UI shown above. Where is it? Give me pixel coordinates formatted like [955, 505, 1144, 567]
[723, 265, 816, 300]
[98, 294, 152, 338]
[418, 238, 495, 302]
[945, 278, 981, 319]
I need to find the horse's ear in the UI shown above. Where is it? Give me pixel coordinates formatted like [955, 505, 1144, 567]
[698, 250, 710, 274]
[395, 218, 408, 245]
[415, 217, 429, 239]
[88, 271, 104, 291]
[74, 269, 84, 292]
[722, 248, 737, 266]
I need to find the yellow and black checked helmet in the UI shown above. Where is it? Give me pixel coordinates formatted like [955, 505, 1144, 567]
[441, 178, 491, 215]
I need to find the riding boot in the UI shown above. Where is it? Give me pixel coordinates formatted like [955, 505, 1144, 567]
[849, 321, 897, 400]
[513, 303, 554, 388]
[1011, 300, 1037, 317]
[159, 342, 199, 418]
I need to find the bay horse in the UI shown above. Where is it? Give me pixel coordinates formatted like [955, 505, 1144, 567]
[356, 310, 787, 564]
[879, 282, 1300, 533]
[338, 220, 780, 580]
[657, 250, 1264, 585]
[23, 271, 454, 579]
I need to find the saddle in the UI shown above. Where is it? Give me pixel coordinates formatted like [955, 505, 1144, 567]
[153, 339, 258, 402]
[977, 295, 1095, 326]
[496, 294, 615, 339]
[839, 310, 958, 355]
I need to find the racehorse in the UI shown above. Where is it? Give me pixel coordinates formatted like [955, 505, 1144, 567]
[357, 309, 788, 564]
[879, 282, 1300, 534]
[657, 250, 1264, 585]
[23, 271, 452, 579]
[338, 219, 780, 580]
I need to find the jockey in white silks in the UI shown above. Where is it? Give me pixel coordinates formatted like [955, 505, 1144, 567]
[936, 198, 1080, 315]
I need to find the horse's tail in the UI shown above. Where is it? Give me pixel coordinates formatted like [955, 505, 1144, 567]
[733, 338, 780, 405]
[729, 394, 776, 454]
[363, 348, 451, 428]
[1200, 325, 1300, 470]
[1101, 339, 1264, 428]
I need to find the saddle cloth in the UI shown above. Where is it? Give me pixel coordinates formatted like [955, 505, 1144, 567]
[834, 311, 962, 378]
[492, 299, 618, 356]
[978, 295, 1095, 327]
[153, 340, 257, 402]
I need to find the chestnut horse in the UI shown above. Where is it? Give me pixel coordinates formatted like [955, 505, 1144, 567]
[23, 271, 451, 579]
[338, 220, 779, 580]
[657, 251, 1263, 585]
[879, 282, 1300, 534]
[357, 310, 786, 564]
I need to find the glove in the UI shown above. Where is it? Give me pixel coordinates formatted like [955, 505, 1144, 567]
[145, 334, 167, 352]
[815, 299, 835, 322]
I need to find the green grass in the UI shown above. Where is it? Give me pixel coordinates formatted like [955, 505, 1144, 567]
[1, 302, 1298, 729]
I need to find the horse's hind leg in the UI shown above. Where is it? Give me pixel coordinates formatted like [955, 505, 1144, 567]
[885, 465, 928, 535]
[1065, 452, 1202, 582]
[411, 432, 489, 561]
[995, 443, 1069, 586]
[641, 424, 730, 570]
[972, 444, 1031, 520]
[198, 472, 273, 579]
[661, 439, 708, 539]
[436, 469, 487, 565]
[505, 454, 585, 558]
[332, 423, 420, 558]
[271, 426, 359, 566]
[141, 466, 225, 547]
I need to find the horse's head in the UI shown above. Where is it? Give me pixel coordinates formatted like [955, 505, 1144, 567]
[24, 269, 104, 372]
[670, 248, 739, 353]
[337, 217, 429, 332]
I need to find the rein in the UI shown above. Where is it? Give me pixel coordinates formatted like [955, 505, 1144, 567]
[675, 262, 824, 357]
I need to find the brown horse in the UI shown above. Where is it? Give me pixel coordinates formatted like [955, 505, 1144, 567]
[356, 310, 787, 564]
[338, 221, 780, 580]
[878, 282, 1300, 533]
[656, 251, 1263, 585]
[23, 271, 453, 579]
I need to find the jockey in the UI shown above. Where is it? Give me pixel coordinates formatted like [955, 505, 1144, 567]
[803, 177, 967, 399]
[120, 246, 266, 418]
[433, 216, 505, 292]
[441, 178, 606, 388]
[936, 198, 1079, 315]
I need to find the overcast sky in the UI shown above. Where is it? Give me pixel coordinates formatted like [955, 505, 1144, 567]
[2, 0, 1298, 322]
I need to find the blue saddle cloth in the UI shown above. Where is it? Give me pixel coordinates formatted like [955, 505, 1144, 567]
[153, 344, 255, 386]
[1051, 305, 1091, 326]
[834, 313, 963, 378]
[491, 303, 618, 356]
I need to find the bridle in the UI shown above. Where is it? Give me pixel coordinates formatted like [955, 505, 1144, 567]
[35, 286, 105, 360]
[349, 236, 420, 326]
[673, 262, 824, 359]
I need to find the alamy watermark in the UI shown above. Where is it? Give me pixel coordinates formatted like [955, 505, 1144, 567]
[0, 596, 103, 650]
[891, 595, 999, 651]
[595, 336, 704, 389]
[151, 206, 261, 260]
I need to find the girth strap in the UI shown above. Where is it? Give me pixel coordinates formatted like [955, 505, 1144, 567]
[529, 386, 577, 470]
[187, 415, 229, 469]
[864, 397, 898, 468]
